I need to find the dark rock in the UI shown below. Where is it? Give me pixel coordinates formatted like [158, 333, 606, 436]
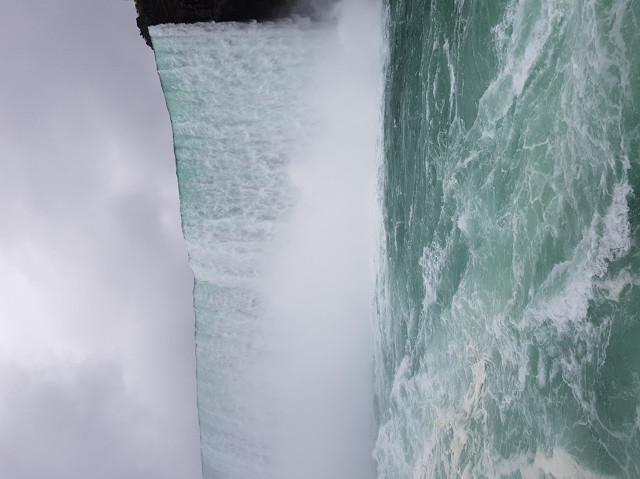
[135, 0, 327, 48]
[136, 14, 152, 48]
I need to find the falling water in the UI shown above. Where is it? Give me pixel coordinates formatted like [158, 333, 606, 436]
[151, 1, 382, 477]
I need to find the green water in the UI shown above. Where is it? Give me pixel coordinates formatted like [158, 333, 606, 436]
[374, 0, 640, 477]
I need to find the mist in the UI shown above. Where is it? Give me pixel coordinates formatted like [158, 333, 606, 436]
[264, 1, 383, 477]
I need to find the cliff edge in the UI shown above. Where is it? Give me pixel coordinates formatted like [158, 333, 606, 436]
[135, 0, 310, 47]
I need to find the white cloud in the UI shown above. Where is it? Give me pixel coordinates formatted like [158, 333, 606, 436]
[0, 2, 201, 478]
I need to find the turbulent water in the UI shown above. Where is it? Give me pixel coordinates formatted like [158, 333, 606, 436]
[374, 0, 640, 477]
[151, 0, 639, 478]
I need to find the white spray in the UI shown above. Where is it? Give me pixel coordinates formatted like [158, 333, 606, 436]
[263, 1, 383, 477]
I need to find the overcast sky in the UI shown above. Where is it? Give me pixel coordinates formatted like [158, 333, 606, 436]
[0, 1, 202, 478]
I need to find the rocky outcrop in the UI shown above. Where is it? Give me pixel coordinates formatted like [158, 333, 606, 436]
[135, 0, 323, 48]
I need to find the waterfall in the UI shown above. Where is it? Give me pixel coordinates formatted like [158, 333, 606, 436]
[151, 1, 382, 477]
[150, 0, 640, 476]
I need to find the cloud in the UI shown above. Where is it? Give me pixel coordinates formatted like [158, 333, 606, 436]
[0, 2, 201, 478]
[0, 361, 154, 479]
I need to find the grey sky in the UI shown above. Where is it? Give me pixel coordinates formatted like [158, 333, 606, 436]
[0, 1, 202, 478]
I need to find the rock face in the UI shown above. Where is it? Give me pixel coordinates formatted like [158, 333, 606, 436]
[135, 0, 309, 47]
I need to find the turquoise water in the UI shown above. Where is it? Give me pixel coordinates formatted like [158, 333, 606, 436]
[374, 0, 640, 477]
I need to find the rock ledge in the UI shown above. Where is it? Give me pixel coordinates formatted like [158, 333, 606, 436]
[135, 0, 300, 47]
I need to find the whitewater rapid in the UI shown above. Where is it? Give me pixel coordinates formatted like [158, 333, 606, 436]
[375, 0, 640, 477]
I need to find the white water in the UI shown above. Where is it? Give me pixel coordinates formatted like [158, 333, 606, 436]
[151, 1, 382, 477]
